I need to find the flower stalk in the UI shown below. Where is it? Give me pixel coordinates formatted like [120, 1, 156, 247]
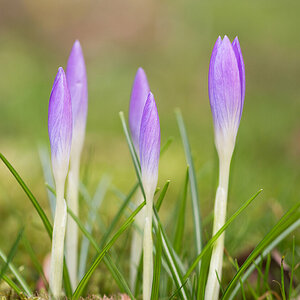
[128, 67, 150, 289]
[48, 67, 72, 299]
[205, 35, 245, 300]
[65, 40, 88, 290]
[139, 92, 160, 300]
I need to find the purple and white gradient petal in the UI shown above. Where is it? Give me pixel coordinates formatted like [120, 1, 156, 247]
[48, 67, 72, 183]
[208, 35, 245, 151]
[129, 68, 150, 151]
[66, 40, 88, 156]
[139, 92, 160, 195]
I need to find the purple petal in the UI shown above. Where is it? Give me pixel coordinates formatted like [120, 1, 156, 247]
[232, 36, 245, 115]
[208, 36, 242, 136]
[129, 67, 150, 151]
[48, 67, 72, 180]
[139, 92, 160, 192]
[66, 40, 88, 144]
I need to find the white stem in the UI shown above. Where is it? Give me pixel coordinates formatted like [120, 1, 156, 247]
[66, 162, 79, 291]
[143, 217, 153, 300]
[143, 189, 154, 300]
[49, 185, 67, 300]
[130, 189, 145, 290]
[205, 156, 231, 300]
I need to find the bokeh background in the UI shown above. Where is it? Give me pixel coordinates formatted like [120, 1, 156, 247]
[0, 0, 299, 294]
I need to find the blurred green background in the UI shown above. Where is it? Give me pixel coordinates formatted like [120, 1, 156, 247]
[0, 0, 299, 293]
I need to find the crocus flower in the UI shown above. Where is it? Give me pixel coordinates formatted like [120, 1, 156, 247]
[205, 36, 245, 300]
[66, 40, 88, 160]
[65, 40, 88, 290]
[48, 67, 72, 299]
[129, 67, 150, 151]
[48, 67, 73, 188]
[139, 92, 160, 197]
[129, 67, 150, 289]
[139, 92, 160, 300]
[208, 35, 245, 159]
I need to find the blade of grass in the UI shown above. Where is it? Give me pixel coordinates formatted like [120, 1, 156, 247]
[153, 208, 190, 300]
[2, 274, 24, 296]
[0, 234, 31, 297]
[184, 189, 263, 280]
[155, 180, 170, 212]
[78, 176, 110, 280]
[99, 182, 138, 248]
[151, 224, 162, 300]
[0, 153, 72, 297]
[281, 256, 287, 300]
[176, 110, 202, 262]
[22, 234, 48, 290]
[160, 136, 174, 156]
[173, 167, 189, 254]
[0, 227, 24, 283]
[68, 208, 134, 298]
[119, 111, 145, 199]
[71, 201, 146, 299]
[223, 204, 300, 300]
[288, 236, 295, 300]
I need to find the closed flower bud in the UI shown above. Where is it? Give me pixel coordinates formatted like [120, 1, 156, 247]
[209, 35, 245, 159]
[66, 40, 88, 160]
[139, 92, 160, 197]
[48, 67, 72, 186]
[129, 67, 150, 151]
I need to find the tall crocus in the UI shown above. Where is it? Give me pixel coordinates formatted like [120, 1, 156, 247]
[128, 67, 150, 289]
[205, 35, 245, 300]
[48, 67, 72, 299]
[65, 40, 88, 289]
[139, 92, 160, 300]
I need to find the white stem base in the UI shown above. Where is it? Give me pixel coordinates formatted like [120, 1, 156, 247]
[49, 197, 67, 300]
[66, 167, 79, 291]
[143, 217, 153, 300]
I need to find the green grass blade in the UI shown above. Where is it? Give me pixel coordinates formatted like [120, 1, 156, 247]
[0, 234, 31, 297]
[78, 176, 110, 280]
[68, 207, 134, 298]
[223, 203, 300, 300]
[2, 274, 24, 296]
[153, 208, 190, 300]
[0, 153, 52, 236]
[72, 200, 146, 299]
[99, 182, 138, 248]
[22, 234, 48, 290]
[288, 236, 295, 300]
[155, 180, 170, 212]
[184, 189, 262, 280]
[175, 110, 202, 260]
[173, 167, 189, 254]
[0, 227, 24, 283]
[119, 111, 145, 199]
[281, 256, 287, 300]
[0, 153, 72, 297]
[161, 136, 174, 156]
[151, 224, 163, 300]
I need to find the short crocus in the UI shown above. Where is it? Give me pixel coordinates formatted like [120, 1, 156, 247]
[65, 40, 88, 290]
[48, 67, 72, 299]
[205, 35, 245, 300]
[128, 67, 150, 289]
[139, 92, 160, 300]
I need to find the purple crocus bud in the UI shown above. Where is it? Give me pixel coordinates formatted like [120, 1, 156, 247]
[48, 67, 72, 186]
[66, 40, 88, 160]
[208, 35, 245, 158]
[139, 92, 160, 196]
[129, 68, 150, 151]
